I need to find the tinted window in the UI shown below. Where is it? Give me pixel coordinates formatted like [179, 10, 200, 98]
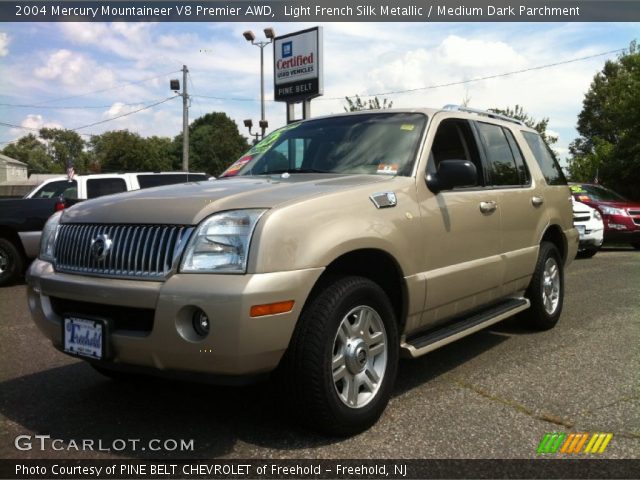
[86, 178, 127, 198]
[31, 180, 77, 199]
[522, 131, 567, 185]
[476, 122, 519, 186]
[504, 129, 530, 185]
[137, 174, 208, 189]
[428, 119, 482, 186]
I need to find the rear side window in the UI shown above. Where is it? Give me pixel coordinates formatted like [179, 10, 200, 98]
[476, 122, 519, 186]
[31, 180, 77, 199]
[522, 131, 567, 185]
[86, 178, 127, 198]
[137, 174, 208, 189]
[504, 129, 530, 185]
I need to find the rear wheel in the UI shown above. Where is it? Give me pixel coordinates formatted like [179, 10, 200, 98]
[277, 276, 399, 436]
[522, 242, 564, 330]
[0, 238, 25, 287]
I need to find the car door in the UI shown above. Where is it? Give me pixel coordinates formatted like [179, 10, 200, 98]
[474, 122, 548, 295]
[414, 115, 502, 331]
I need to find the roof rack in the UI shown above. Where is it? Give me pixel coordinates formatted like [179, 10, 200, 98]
[442, 104, 525, 126]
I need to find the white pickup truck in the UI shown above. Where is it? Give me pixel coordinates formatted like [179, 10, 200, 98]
[25, 172, 209, 200]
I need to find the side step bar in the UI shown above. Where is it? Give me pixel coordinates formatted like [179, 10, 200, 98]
[401, 297, 530, 358]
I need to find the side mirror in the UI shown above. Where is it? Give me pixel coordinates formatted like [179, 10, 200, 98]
[426, 159, 477, 193]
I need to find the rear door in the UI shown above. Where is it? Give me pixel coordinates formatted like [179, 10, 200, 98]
[474, 122, 545, 294]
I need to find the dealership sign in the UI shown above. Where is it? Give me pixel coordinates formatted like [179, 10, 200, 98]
[273, 27, 323, 102]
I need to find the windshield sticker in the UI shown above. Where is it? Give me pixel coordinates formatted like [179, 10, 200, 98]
[570, 185, 587, 193]
[220, 155, 252, 177]
[377, 164, 398, 175]
[248, 122, 302, 155]
[400, 124, 415, 131]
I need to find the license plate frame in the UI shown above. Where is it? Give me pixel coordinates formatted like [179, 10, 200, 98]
[62, 315, 110, 360]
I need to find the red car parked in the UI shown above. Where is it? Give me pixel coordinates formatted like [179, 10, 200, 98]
[570, 183, 640, 249]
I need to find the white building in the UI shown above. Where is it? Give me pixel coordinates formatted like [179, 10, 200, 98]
[0, 153, 28, 183]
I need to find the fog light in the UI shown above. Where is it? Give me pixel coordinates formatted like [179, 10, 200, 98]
[192, 309, 210, 337]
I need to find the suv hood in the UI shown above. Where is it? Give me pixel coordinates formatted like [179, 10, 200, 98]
[62, 174, 394, 225]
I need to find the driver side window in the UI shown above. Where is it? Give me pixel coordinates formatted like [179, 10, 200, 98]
[428, 119, 483, 187]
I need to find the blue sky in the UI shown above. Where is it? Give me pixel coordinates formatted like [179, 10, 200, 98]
[0, 22, 638, 164]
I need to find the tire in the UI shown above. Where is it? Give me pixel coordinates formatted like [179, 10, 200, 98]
[631, 242, 640, 250]
[522, 242, 564, 330]
[0, 238, 25, 287]
[277, 276, 399, 436]
[577, 247, 598, 258]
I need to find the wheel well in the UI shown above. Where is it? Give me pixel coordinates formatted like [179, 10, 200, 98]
[0, 227, 26, 259]
[541, 225, 566, 262]
[314, 249, 408, 330]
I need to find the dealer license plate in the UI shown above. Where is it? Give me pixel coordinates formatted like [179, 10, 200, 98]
[63, 317, 104, 359]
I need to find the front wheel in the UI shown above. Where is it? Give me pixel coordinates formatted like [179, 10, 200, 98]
[0, 238, 25, 287]
[277, 276, 399, 436]
[522, 242, 564, 330]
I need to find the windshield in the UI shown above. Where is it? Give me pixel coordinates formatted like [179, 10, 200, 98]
[571, 184, 627, 202]
[220, 112, 427, 178]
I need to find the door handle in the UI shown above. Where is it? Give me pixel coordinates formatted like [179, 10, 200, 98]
[531, 196, 544, 207]
[479, 201, 497, 214]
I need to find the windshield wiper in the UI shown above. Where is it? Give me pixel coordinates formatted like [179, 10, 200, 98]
[255, 168, 330, 175]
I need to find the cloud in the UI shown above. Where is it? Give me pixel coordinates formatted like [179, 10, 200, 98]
[34, 49, 117, 90]
[0, 32, 9, 56]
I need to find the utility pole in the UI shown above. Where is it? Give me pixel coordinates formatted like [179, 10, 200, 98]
[181, 65, 189, 172]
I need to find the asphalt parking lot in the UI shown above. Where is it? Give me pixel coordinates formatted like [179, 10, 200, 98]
[1, 247, 638, 460]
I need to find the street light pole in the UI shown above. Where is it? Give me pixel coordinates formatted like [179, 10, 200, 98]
[243, 28, 275, 139]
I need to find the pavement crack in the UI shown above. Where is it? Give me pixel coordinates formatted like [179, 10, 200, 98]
[445, 376, 574, 428]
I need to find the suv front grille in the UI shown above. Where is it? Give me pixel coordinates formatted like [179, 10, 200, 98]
[573, 214, 590, 222]
[54, 224, 193, 280]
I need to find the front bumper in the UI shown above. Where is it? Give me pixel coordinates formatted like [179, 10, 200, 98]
[578, 227, 604, 249]
[26, 259, 324, 378]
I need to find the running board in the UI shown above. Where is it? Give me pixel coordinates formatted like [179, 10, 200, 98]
[401, 297, 530, 358]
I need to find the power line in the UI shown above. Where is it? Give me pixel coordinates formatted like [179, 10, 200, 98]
[0, 96, 178, 145]
[321, 48, 626, 100]
[192, 47, 624, 103]
[30, 69, 181, 106]
[0, 97, 176, 110]
[72, 96, 179, 131]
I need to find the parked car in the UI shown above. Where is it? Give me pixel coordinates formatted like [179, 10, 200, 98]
[0, 172, 209, 286]
[25, 171, 209, 200]
[572, 198, 603, 258]
[27, 106, 578, 435]
[570, 183, 640, 250]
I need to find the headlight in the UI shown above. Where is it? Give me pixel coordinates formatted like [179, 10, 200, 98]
[600, 206, 626, 216]
[180, 209, 266, 273]
[593, 209, 602, 221]
[39, 211, 62, 263]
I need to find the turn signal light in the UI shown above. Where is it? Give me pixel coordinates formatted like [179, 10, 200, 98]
[250, 300, 295, 317]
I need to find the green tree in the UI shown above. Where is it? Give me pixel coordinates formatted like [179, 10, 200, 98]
[90, 130, 146, 172]
[2, 134, 59, 174]
[568, 41, 640, 199]
[174, 112, 249, 176]
[39, 128, 88, 173]
[489, 105, 558, 149]
[344, 95, 393, 112]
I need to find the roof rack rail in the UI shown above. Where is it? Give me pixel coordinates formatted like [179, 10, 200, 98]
[442, 104, 525, 126]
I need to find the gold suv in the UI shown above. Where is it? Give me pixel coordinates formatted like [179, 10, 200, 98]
[27, 105, 578, 435]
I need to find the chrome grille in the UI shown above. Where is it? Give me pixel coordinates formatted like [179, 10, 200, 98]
[54, 224, 193, 280]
